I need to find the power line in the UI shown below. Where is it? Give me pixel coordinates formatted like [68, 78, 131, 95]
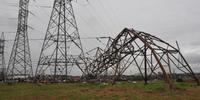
[83, 2, 110, 32]
[5, 36, 111, 41]
[97, 0, 119, 29]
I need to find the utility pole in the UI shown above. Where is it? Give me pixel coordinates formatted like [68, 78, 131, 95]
[0, 33, 5, 82]
[36, 0, 84, 82]
[7, 0, 33, 80]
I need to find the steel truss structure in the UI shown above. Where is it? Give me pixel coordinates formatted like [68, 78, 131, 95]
[35, 0, 84, 81]
[83, 37, 114, 79]
[86, 28, 199, 88]
[84, 47, 105, 79]
[0, 33, 6, 81]
[7, 0, 33, 80]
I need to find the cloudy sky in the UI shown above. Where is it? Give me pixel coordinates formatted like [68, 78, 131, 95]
[0, 0, 200, 74]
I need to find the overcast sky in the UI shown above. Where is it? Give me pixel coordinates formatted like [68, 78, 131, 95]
[0, 0, 200, 74]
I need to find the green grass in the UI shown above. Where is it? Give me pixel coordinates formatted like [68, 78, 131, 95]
[0, 81, 199, 100]
[114, 81, 166, 91]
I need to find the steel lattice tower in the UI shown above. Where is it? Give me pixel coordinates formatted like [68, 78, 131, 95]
[35, 0, 84, 81]
[0, 33, 5, 81]
[7, 0, 33, 80]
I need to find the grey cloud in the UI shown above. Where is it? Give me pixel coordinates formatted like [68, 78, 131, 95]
[185, 53, 200, 64]
[189, 40, 200, 47]
[1, 0, 200, 73]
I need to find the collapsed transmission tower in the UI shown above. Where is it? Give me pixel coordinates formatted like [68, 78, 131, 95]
[35, 0, 84, 81]
[83, 37, 114, 79]
[7, 0, 33, 79]
[84, 47, 104, 79]
[0, 33, 5, 81]
[87, 28, 199, 88]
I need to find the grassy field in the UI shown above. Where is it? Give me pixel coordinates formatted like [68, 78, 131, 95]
[0, 81, 200, 100]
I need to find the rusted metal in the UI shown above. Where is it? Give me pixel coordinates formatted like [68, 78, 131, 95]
[84, 28, 199, 88]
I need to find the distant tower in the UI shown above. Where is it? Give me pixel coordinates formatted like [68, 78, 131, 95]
[0, 33, 5, 81]
[35, 0, 84, 81]
[7, 0, 33, 80]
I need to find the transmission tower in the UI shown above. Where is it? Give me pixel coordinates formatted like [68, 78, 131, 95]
[36, 0, 84, 81]
[7, 0, 33, 80]
[0, 33, 5, 82]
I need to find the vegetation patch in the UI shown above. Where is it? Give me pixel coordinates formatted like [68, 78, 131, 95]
[0, 81, 199, 100]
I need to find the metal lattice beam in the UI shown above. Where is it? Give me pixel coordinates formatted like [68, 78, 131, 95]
[35, 0, 84, 81]
[86, 28, 199, 88]
[0, 33, 6, 82]
[7, 0, 33, 80]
